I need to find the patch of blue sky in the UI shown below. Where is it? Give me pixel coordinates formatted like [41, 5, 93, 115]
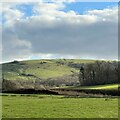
[30, 56, 41, 60]
[0, 13, 2, 25]
[16, 4, 35, 18]
[64, 2, 118, 14]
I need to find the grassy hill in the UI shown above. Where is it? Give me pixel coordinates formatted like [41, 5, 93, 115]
[1, 59, 96, 91]
[2, 59, 95, 80]
[2, 59, 118, 92]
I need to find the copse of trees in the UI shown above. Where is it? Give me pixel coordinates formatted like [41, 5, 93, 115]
[79, 61, 119, 86]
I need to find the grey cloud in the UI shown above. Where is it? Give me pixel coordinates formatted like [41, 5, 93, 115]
[12, 19, 117, 59]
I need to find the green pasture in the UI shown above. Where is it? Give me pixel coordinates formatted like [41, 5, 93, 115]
[2, 94, 118, 118]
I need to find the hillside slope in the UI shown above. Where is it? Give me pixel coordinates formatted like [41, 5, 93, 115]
[2, 59, 95, 91]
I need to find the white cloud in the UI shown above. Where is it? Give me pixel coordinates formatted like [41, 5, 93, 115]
[1, 0, 75, 3]
[2, 3, 24, 26]
[2, 2, 118, 62]
[87, 7, 118, 22]
[1, 0, 119, 2]
[51, 0, 76, 3]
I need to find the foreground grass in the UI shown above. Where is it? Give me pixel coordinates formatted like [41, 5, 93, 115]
[2, 94, 118, 118]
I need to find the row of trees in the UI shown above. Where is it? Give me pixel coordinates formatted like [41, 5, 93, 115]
[79, 61, 119, 86]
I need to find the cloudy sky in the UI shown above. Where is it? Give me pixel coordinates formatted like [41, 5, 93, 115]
[1, 1, 118, 63]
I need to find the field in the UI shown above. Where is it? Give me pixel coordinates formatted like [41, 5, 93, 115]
[60, 84, 119, 90]
[2, 59, 119, 118]
[80, 84, 119, 90]
[2, 94, 118, 118]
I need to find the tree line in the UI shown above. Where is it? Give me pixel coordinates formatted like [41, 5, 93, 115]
[79, 61, 119, 86]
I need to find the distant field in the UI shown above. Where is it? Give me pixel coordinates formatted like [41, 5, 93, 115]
[82, 84, 119, 90]
[60, 84, 119, 90]
[2, 94, 118, 118]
